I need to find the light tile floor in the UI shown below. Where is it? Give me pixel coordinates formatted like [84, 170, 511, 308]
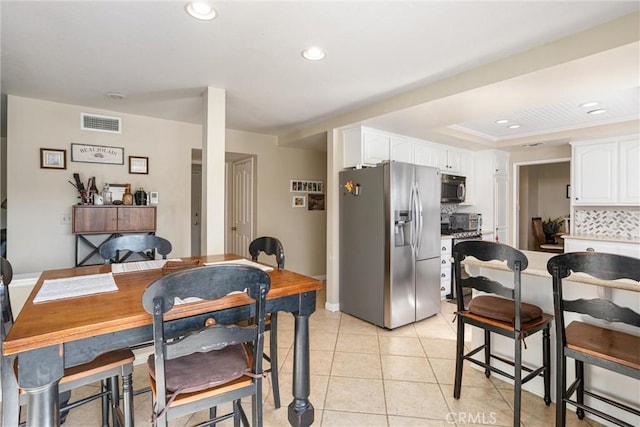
[11, 286, 606, 426]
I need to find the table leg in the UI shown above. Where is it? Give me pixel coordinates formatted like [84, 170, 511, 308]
[24, 383, 61, 426]
[18, 345, 64, 427]
[288, 313, 314, 427]
[1, 354, 20, 427]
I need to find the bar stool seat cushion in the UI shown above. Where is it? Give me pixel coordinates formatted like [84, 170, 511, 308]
[468, 295, 543, 324]
[566, 321, 640, 370]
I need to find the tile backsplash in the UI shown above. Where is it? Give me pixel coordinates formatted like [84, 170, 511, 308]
[574, 209, 640, 241]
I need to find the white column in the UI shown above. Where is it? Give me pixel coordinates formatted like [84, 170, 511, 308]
[325, 129, 340, 311]
[201, 87, 226, 254]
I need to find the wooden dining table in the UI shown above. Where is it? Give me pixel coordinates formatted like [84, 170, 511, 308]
[2, 254, 322, 427]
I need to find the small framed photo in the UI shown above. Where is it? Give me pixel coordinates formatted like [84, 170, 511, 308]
[308, 194, 325, 211]
[40, 148, 66, 169]
[290, 179, 324, 194]
[129, 156, 149, 174]
[292, 195, 306, 208]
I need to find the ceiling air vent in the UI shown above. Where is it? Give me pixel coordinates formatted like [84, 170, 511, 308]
[81, 113, 121, 134]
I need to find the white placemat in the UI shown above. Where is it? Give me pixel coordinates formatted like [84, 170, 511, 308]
[110, 258, 182, 274]
[204, 258, 274, 272]
[34, 272, 118, 303]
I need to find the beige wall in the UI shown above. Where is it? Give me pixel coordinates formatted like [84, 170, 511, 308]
[6, 96, 327, 276]
[7, 96, 199, 273]
[226, 130, 327, 277]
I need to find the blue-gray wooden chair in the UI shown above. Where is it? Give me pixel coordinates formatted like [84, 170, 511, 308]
[0, 256, 134, 427]
[99, 234, 172, 264]
[142, 264, 270, 426]
[548, 252, 640, 427]
[452, 241, 553, 427]
[249, 236, 284, 408]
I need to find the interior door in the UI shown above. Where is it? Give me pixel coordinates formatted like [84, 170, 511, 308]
[231, 158, 254, 258]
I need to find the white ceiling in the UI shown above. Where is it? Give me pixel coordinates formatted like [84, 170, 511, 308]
[1, 1, 639, 151]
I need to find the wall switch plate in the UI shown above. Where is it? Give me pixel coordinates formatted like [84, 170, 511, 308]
[149, 192, 159, 204]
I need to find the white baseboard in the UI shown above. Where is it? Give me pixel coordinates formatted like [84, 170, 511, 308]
[324, 301, 339, 312]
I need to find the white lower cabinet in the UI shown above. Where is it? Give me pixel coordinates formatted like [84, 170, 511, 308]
[440, 238, 452, 299]
[563, 237, 640, 259]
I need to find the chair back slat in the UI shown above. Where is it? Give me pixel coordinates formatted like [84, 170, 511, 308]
[453, 241, 528, 312]
[249, 237, 285, 269]
[461, 275, 514, 299]
[548, 252, 640, 326]
[100, 234, 172, 263]
[165, 324, 257, 360]
[547, 251, 640, 282]
[564, 298, 640, 326]
[142, 264, 268, 313]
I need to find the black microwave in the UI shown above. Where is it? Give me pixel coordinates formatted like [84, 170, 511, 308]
[441, 174, 466, 203]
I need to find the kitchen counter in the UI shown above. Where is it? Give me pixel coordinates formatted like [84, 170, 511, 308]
[561, 234, 640, 244]
[461, 249, 639, 292]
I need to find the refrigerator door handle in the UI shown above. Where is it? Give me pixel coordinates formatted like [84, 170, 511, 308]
[409, 184, 417, 251]
[415, 183, 423, 253]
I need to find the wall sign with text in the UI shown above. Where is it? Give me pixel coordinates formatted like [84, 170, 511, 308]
[71, 143, 124, 165]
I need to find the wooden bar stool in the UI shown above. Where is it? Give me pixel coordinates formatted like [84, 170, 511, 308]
[547, 252, 640, 427]
[452, 241, 553, 427]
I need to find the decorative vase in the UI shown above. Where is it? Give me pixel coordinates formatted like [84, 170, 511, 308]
[122, 184, 134, 206]
[134, 188, 147, 206]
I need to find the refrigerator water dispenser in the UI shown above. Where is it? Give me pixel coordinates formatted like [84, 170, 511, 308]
[394, 210, 412, 247]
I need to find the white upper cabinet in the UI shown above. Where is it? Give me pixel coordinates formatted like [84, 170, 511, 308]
[342, 126, 473, 177]
[343, 127, 390, 168]
[433, 147, 463, 174]
[493, 151, 509, 176]
[572, 136, 638, 206]
[390, 136, 415, 164]
[619, 138, 640, 204]
[413, 142, 436, 167]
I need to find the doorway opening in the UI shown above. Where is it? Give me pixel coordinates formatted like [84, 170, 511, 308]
[191, 149, 256, 257]
[514, 158, 570, 251]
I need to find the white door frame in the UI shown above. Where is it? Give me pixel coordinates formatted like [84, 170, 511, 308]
[512, 157, 571, 250]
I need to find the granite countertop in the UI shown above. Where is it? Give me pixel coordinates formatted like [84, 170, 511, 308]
[461, 249, 639, 292]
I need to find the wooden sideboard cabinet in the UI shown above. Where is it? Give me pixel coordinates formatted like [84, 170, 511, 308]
[72, 205, 157, 266]
[72, 205, 156, 234]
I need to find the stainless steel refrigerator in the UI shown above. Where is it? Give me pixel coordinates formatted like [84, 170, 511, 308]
[339, 162, 441, 329]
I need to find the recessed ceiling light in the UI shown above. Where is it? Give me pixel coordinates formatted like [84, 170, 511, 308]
[587, 109, 607, 115]
[302, 47, 326, 61]
[105, 92, 126, 100]
[580, 101, 599, 108]
[508, 124, 521, 129]
[495, 119, 509, 124]
[185, 1, 216, 20]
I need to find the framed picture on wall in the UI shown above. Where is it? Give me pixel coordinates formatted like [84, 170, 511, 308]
[40, 148, 67, 169]
[129, 156, 149, 174]
[292, 195, 306, 208]
[71, 143, 124, 165]
[308, 194, 325, 211]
